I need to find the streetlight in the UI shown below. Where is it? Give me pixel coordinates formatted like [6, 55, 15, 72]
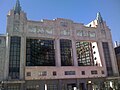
[1, 81, 4, 90]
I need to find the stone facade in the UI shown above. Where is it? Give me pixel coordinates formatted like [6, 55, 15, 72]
[0, 35, 6, 81]
[1, 0, 119, 90]
[115, 46, 120, 75]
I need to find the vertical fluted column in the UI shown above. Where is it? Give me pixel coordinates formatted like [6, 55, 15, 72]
[55, 38, 61, 67]
[58, 80, 62, 90]
[20, 35, 26, 80]
[72, 39, 78, 66]
[4, 34, 10, 80]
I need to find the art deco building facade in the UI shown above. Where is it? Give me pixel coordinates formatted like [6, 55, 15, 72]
[0, 0, 119, 90]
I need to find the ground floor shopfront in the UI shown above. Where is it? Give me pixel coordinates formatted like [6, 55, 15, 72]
[1, 77, 120, 90]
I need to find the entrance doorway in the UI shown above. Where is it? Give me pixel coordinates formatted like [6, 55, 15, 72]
[79, 83, 85, 90]
[67, 83, 76, 90]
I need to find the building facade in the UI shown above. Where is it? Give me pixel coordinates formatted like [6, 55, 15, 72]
[0, 35, 6, 88]
[1, 0, 119, 90]
[115, 44, 120, 75]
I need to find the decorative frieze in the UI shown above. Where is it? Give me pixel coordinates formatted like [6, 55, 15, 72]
[28, 26, 53, 35]
[60, 29, 70, 36]
[77, 30, 96, 38]
[13, 21, 20, 32]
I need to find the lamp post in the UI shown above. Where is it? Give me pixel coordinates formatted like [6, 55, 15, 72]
[1, 81, 4, 90]
[0, 81, 1, 90]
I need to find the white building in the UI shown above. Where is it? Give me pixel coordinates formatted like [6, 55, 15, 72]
[0, 0, 119, 90]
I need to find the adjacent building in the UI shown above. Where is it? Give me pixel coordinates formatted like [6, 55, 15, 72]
[0, 0, 119, 90]
[115, 43, 120, 75]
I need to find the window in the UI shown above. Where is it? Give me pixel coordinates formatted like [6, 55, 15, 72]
[94, 57, 97, 60]
[65, 71, 75, 75]
[53, 71, 57, 76]
[76, 41, 94, 66]
[26, 39, 55, 66]
[27, 85, 39, 90]
[92, 46, 95, 48]
[47, 84, 58, 90]
[60, 39, 73, 66]
[101, 70, 104, 74]
[81, 71, 85, 75]
[9, 36, 21, 79]
[7, 85, 20, 90]
[26, 72, 31, 76]
[102, 42, 113, 76]
[39, 71, 47, 76]
[91, 70, 97, 74]
[93, 51, 96, 54]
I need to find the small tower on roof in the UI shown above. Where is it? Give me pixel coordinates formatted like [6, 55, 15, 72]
[6, 0, 27, 33]
[86, 12, 104, 28]
[14, 0, 21, 14]
[96, 12, 103, 24]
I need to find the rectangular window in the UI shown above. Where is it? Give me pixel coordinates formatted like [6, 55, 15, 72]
[65, 71, 75, 75]
[26, 85, 38, 90]
[26, 72, 31, 76]
[47, 84, 58, 90]
[91, 70, 97, 74]
[53, 71, 57, 76]
[39, 71, 47, 76]
[76, 41, 94, 66]
[26, 39, 55, 66]
[9, 36, 21, 79]
[101, 70, 104, 74]
[60, 39, 73, 66]
[102, 42, 113, 76]
[81, 71, 85, 75]
[7, 84, 20, 90]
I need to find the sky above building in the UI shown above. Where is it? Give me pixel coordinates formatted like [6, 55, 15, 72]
[0, 0, 120, 41]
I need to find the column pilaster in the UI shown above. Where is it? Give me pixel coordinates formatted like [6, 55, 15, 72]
[72, 39, 78, 66]
[4, 34, 10, 80]
[55, 38, 61, 67]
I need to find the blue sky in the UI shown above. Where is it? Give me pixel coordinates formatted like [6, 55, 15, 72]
[0, 0, 120, 41]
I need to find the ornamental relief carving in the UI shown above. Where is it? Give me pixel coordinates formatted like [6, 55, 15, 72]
[60, 29, 70, 36]
[77, 30, 96, 38]
[28, 26, 54, 35]
[13, 21, 20, 32]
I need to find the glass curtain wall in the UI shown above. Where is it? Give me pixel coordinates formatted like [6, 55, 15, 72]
[9, 36, 21, 79]
[102, 42, 113, 76]
[76, 41, 94, 66]
[26, 38, 55, 66]
[60, 39, 73, 66]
